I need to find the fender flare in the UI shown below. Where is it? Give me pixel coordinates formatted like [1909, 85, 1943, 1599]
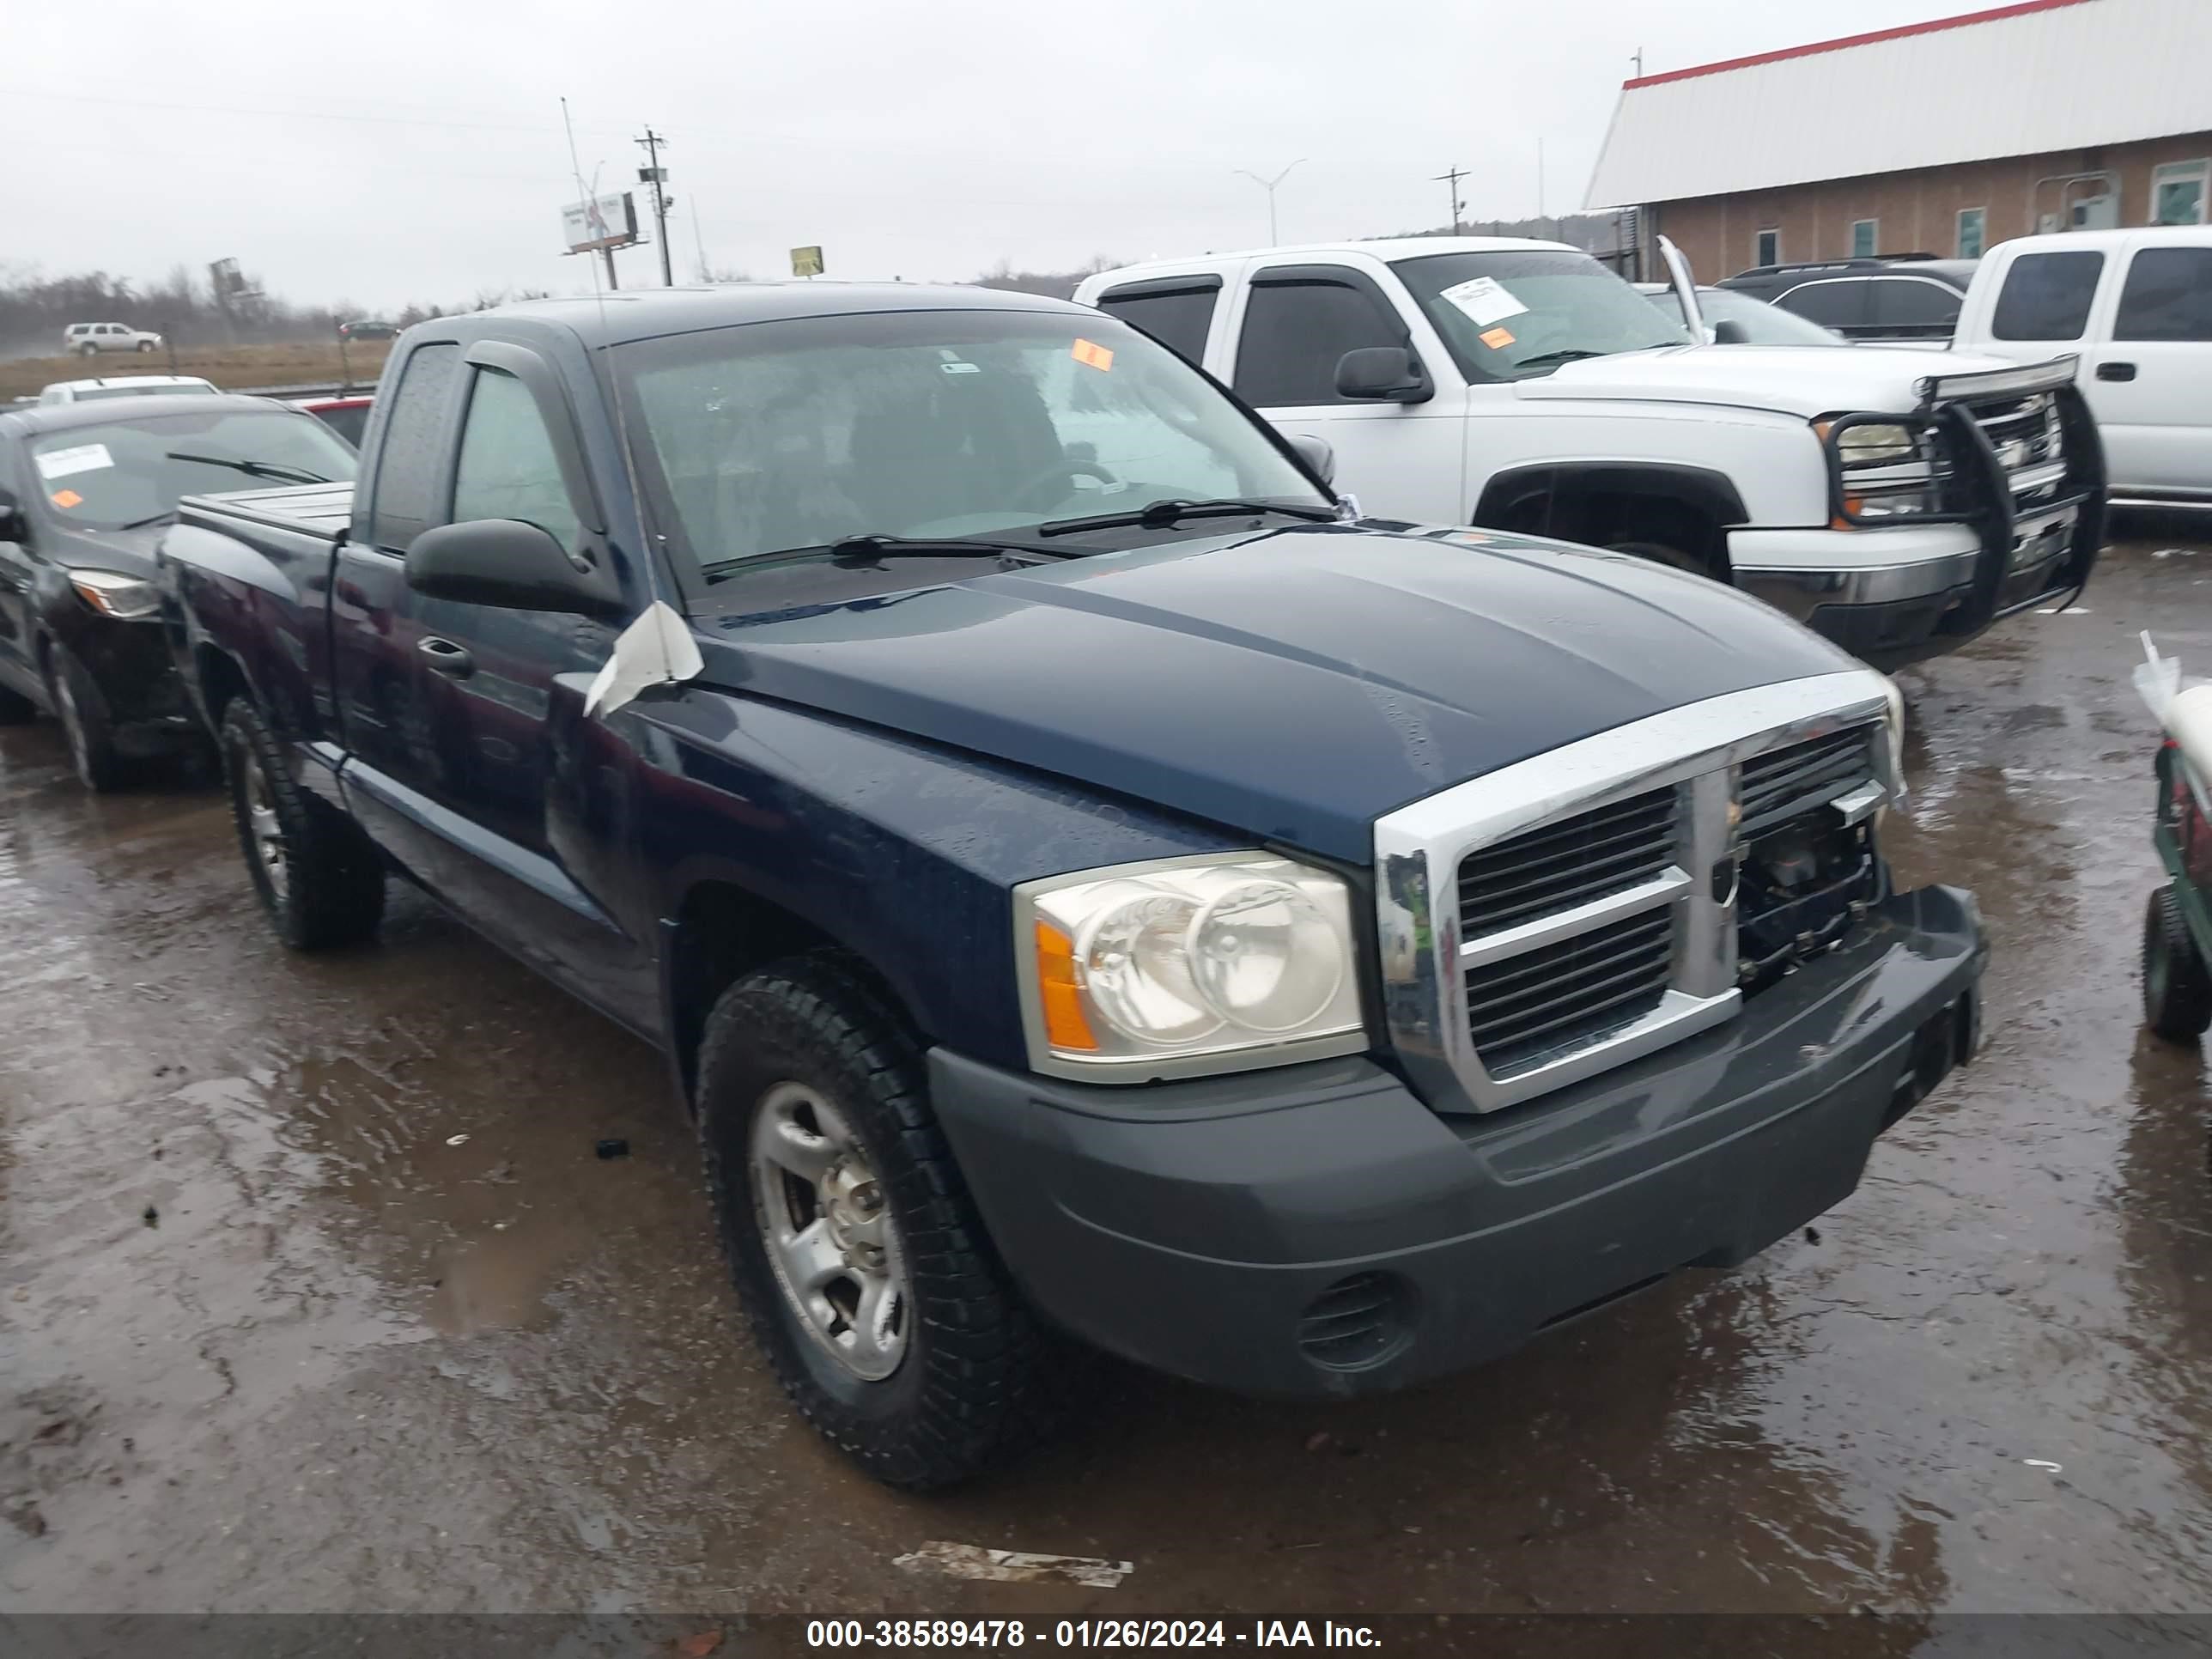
[1472, 463, 1750, 575]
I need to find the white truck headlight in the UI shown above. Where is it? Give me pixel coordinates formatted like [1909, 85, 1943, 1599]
[1818, 416, 1948, 523]
[1016, 854, 1366, 1079]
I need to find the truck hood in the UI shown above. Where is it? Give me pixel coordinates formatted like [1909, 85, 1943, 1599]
[1513, 343, 2037, 421]
[688, 524, 1856, 864]
[33, 519, 167, 581]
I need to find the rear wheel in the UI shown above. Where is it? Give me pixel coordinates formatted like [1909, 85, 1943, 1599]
[221, 698, 385, 949]
[2143, 884, 2212, 1042]
[46, 643, 128, 792]
[696, 953, 1052, 1488]
[77, 342, 99, 357]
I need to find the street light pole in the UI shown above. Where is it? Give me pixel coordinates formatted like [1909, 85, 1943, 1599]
[1234, 160, 1306, 246]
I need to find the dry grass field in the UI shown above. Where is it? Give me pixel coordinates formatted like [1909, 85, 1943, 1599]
[0, 339, 390, 402]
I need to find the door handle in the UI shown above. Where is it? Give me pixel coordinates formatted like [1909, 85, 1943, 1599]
[2097, 362, 2137, 382]
[417, 636, 475, 678]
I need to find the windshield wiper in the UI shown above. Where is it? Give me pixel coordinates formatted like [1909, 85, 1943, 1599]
[702, 534, 1065, 582]
[1036, 498, 1337, 538]
[164, 453, 331, 485]
[1510, 349, 1613, 373]
[115, 512, 179, 530]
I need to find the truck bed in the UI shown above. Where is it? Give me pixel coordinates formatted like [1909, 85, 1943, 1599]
[176, 480, 354, 543]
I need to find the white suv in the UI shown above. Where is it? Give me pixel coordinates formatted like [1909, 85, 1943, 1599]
[61, 322, 163, 356]
[1077, 238, 2105, 671]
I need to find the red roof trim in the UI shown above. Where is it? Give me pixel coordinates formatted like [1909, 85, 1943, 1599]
[1623, 0, 2094, 89]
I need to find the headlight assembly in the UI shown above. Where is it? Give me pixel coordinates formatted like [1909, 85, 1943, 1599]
[66, 568, 162, 620]
[1817, 416, 1950, 525]
[1016, 854, 1366, 1080]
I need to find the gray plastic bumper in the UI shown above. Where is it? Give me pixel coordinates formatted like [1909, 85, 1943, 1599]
[930, 884, 1985, 1398]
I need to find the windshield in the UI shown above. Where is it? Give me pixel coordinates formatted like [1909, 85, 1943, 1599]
[28, 408, 360, 531]
[613, 308, 1330, 580]
[1646, 287, 1845, 346]
[1394, 251, 1689, 383]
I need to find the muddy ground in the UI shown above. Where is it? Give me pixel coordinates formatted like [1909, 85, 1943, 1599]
[3, 528, 2210, 1620]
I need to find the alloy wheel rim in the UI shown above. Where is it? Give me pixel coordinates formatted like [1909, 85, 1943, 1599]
[240, 744, 289, 901]
[53, 675, 91, 785]
[748, 1081, 909, 1382]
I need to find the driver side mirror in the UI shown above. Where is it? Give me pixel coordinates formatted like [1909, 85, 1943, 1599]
[1335, 346, 1431, 404]
[404, 519, 620, 618]
[1711, 319, 1750, 345]
[0, 489, 25, 544]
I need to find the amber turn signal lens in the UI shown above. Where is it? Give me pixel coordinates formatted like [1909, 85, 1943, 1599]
[1034, 920, 1098, 1052]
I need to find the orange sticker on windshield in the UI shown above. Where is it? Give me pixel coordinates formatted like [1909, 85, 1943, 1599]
[50, 489, 82, 508]
[1072, 338, 1115, 372]
[1479, 327, 1516, 349]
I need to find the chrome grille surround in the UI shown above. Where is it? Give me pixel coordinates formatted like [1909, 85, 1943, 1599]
[1375, 670, 1897, 1116]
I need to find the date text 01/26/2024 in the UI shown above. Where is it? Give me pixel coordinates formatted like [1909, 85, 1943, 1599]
[806, 1621, 1382, 1650]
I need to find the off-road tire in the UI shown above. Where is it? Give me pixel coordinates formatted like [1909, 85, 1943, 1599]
[696, 951, 1053, 1488]
[220, 698, 384, 950]
[46, 642, 128, 792]
[2143, 884, 2212, 1042]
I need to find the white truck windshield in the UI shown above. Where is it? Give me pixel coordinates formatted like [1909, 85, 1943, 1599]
[1395, 251, 1690, 383]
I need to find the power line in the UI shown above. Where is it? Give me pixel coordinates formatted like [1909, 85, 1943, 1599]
[0, 84, 636, 138]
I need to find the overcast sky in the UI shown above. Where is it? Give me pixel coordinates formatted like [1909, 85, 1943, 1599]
[11, 0, 1978, 310]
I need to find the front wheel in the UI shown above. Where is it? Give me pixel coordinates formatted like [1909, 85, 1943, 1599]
[696, 954, 1051, 1488]
[221, 698, 385, 949]
[2143, 884, 2212, 1042]
[47, 643, 128, 792]
[136, 339, 155, 353]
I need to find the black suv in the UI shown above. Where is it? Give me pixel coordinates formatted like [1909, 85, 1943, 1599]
[1717, 256, 1978, 343]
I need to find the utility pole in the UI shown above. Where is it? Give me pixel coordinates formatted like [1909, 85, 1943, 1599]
[1233, 160, 1304, 246]
[636, 126, 674, 286]
[1632, 46, 1644, 76]
[1431, 166, 1469, 235]
[1537, 137, 1546, 221]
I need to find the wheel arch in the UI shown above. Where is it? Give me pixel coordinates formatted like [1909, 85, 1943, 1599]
[1473, 462, 1749, 580]
[661, 877, 927, 1111]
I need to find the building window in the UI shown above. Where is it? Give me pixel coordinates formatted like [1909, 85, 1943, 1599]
[1754, 228, 1779, 268]
[2151, 160, 2209, 226]
[1957, 207, 1986, 260]
[1850, 219, 1878, 258]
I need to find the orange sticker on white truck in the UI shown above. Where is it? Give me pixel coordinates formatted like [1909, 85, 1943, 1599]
[1479, 326, 1516, 349]
[1072, 338, 1115, 372]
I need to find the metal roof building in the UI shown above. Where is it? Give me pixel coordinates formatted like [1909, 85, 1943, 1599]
[1587, 0, 2212, 282]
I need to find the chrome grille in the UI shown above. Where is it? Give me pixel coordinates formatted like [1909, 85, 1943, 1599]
[1740, 726, 1878, 839]
[1465, 908, 1674, 1077]
[1457, 786, 1677, 935]
[1970, 392, 2067, 508]
[1374, 670, 1899, 1119]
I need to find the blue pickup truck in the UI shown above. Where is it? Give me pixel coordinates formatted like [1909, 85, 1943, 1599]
[160, 284, 1986, 1486]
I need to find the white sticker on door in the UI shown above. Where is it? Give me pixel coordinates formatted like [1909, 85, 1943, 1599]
[1437, 276, 1529, 327]
[34, 443, 114, 480]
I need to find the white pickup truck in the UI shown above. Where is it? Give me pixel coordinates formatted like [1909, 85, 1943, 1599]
[1076, 238, 2106, 670]
[1948, 227, 2212, 509]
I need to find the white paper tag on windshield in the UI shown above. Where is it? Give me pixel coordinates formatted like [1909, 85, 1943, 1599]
[1437, 276, 1528, 327]
[35, 443, 113, 480]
